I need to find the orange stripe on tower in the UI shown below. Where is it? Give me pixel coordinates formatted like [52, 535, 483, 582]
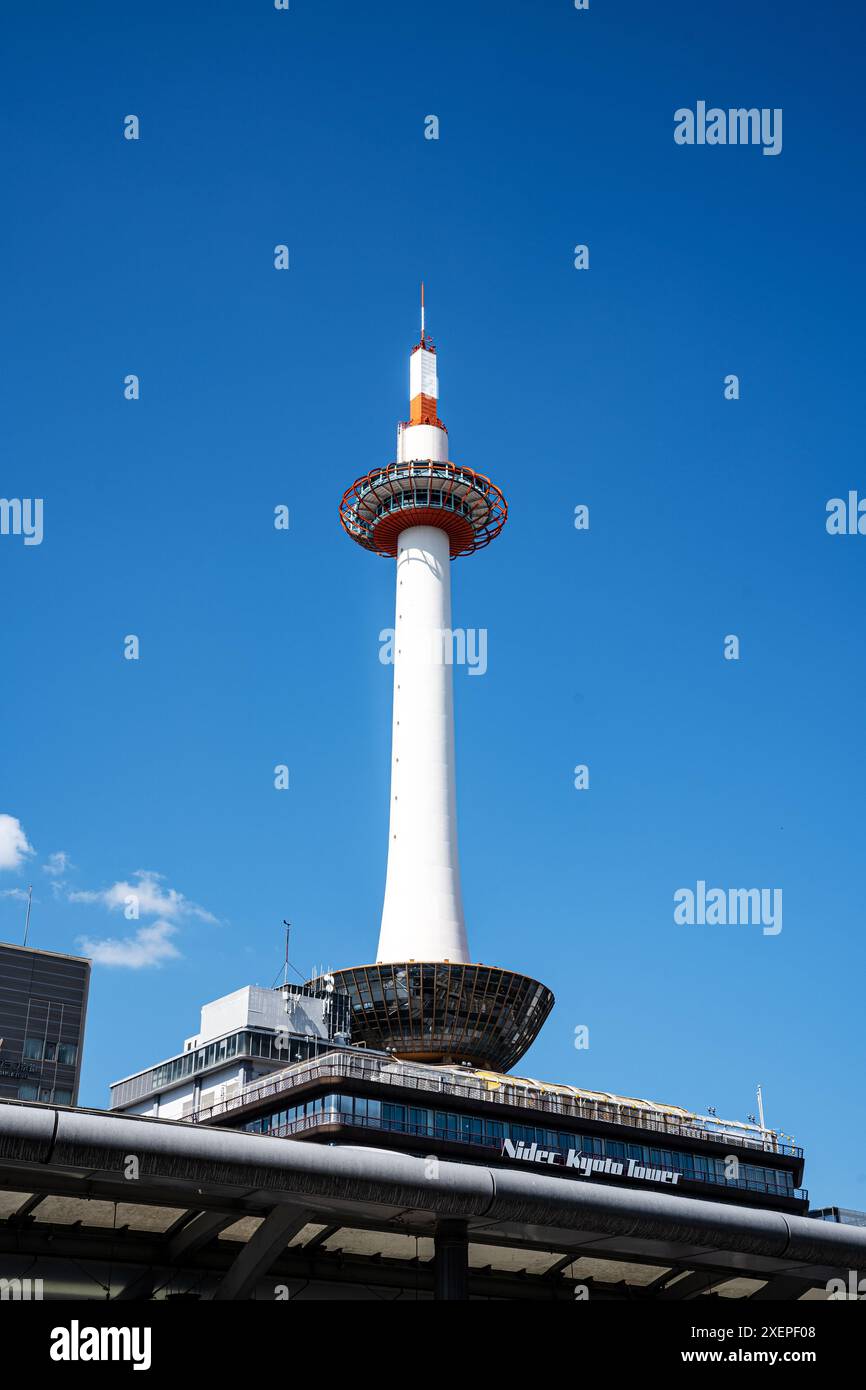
[409, 393, 441, 426]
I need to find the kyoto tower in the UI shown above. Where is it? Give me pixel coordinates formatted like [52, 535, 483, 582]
[323, 290, 553, 1072]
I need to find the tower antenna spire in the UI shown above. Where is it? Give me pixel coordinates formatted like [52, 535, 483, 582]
[420, 280, 425, 344]
[23, 884, 33, 947]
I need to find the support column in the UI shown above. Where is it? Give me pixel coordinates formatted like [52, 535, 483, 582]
[434, 1218, 469, 1301]
[212, 1205, 308, 1302]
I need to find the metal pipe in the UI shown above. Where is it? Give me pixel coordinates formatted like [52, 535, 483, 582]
[1, 1100, 864, 1271]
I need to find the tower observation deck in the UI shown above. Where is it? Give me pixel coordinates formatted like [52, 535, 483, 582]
[323, 290, 553, 1072]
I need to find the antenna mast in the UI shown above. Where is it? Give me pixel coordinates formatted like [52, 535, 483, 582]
[23, 885, 33, 947]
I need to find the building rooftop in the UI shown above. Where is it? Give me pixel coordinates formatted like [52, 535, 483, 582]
[191, 1048, 800, 1159]
[0, 938, 91, 966]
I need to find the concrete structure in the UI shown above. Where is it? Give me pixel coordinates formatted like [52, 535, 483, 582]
[381, 523, 465, 963]
[108, 982, 351, 1120]
[0, 940, 90, 1106]
[0, 1098, 862, 1301]
[335, 293, 552, 1066]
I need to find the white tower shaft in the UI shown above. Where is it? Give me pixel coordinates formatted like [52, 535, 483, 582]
[377, 524, 469, 964]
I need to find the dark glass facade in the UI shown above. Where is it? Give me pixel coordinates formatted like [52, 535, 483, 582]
[242, 1092, 802, 1203]
[810, 1207, 866, 1227]
[0, 941, 90, 1105]
[324, 962, 554, 1072]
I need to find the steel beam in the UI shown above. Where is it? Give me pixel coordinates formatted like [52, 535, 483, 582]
[168, 1210, 236, 1262]
[657, 1270, 729, 1299]
[749, 1275, 818, 1301]
[213, 1206, 308, 1301]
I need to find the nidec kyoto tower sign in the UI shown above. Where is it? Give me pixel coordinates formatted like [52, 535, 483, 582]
[502, 1139, 683, 1188]
[318, 291, 553, 1072]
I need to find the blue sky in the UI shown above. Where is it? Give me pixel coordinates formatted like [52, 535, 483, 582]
[1, 0, 864, 1209]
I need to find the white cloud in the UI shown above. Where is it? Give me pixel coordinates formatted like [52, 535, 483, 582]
[68, 870, 216, 924]
[43, 850, 72, 877]
[77, 920, 180, 969]
[0, 887, 30, 902]
[0, 814, 34, 871]
[69, 868, 215, 969]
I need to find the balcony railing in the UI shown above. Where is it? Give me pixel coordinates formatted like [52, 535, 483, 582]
[191, 1050, 802, 1159]
[238, 1106, 808, 1204]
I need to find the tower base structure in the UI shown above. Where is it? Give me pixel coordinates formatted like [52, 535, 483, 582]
[311, 962, 554, 1073]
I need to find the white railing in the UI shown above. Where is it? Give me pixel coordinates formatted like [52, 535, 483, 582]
[190, 1051, 796, 1157]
